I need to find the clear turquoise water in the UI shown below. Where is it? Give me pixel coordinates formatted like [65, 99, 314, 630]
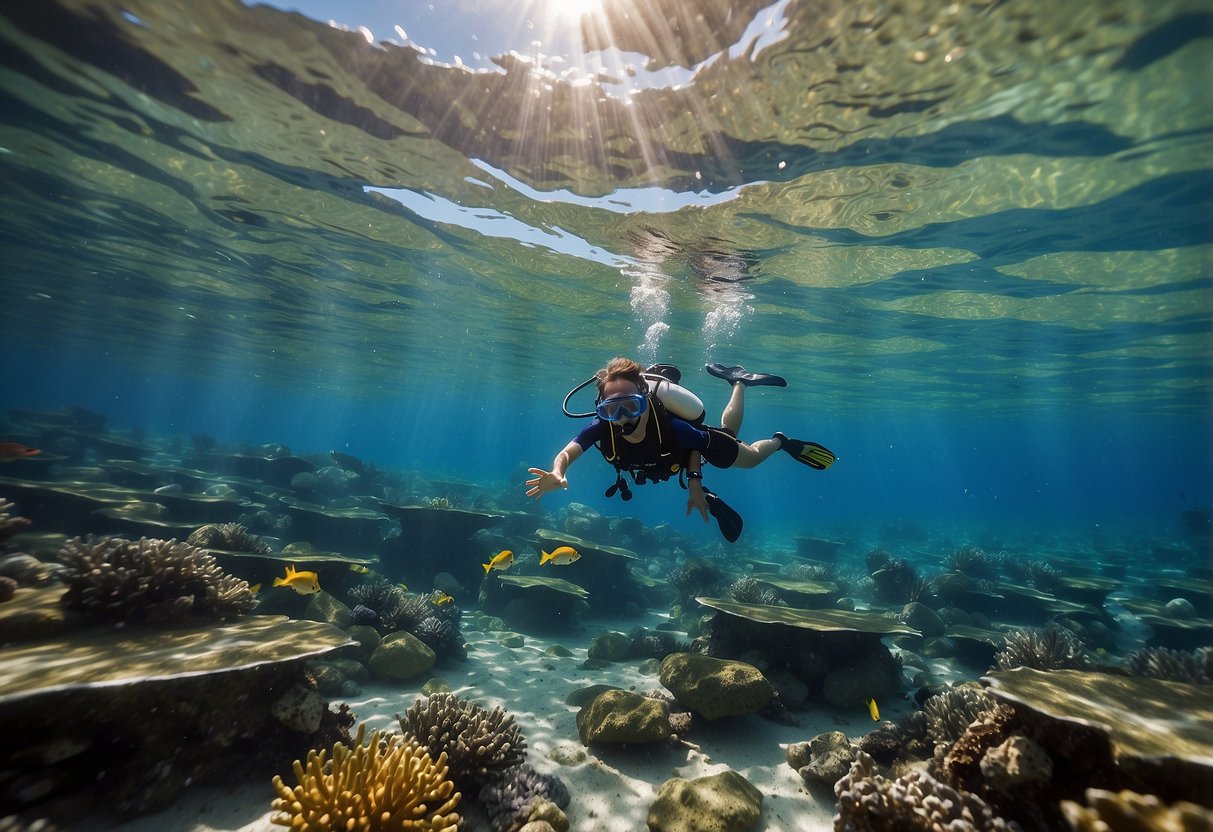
[0, 0, 1210, 550]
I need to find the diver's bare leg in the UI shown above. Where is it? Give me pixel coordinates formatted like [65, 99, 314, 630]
[720, 383, 745, 434]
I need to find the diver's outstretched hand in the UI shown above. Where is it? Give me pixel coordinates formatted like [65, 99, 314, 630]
[526, 467, 567, 499]
[687, 488, 709, 521]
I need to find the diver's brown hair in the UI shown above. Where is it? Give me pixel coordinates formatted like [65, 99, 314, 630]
[594, 356, 645, 398]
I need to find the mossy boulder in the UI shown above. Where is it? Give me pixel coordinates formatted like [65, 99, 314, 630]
[659, 652, 774, 721]
[367, 631, 436, 681]
[587, 631, 632, 661]
[302, 590, 352, 630]
[646, 770, 763, 832]
[576, 689, 670, 745]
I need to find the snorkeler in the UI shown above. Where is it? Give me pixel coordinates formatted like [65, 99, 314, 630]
[525, 357, 834, 542]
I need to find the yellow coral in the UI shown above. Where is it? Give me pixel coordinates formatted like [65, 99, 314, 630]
[271, 723, 461, 831]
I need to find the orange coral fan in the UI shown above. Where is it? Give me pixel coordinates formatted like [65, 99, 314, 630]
[271, 723, 461, 831]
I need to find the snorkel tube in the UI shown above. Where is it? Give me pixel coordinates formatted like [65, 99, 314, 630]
[562, 375, 600, 419]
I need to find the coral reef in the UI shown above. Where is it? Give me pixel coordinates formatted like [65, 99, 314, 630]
[1061, 788, 1213, 831]
[785, 562, 835, 582]
[399, 693, 526, 788]
[728, 576, 781, 607]
[834, 751, 1021, 831]
[413, 617, 466, 661]
[945, 547, 1000, 580]
[0, 499, 31, 550]
[185, 522, 271, 554]
[628, 627, 690, 660]
[995, 625, 1089, 671]
[348, 578, 404, 615]
[349, 604, 380, 627]
[866, 552, 919, 604]
[270, 722, 461, 831]
[57, 536, 256, 624]
[1127, 646, 1213, 685]
[380, 593, 433, 634]
[478, 764, 570, 832]
[668, 558, 722, 602]
[923, 686, 999, 746]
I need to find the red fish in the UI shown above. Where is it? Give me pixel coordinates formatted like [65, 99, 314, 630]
[0, 443, 42, 462]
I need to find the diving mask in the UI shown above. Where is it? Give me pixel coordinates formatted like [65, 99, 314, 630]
[595, 393, 648, 422]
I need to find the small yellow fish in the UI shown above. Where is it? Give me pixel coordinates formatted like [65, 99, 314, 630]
[429, 590, 454, 606]
[273, 565, 320, 595]
[540, 546, 580, 566]
[349, 563, 372, 574]
[866, 698, 880, 721]
[483, 549, 515, 574]
[249, 582, 262, 595]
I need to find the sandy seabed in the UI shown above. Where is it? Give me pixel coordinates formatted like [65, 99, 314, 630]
[86, 611, 957, 832]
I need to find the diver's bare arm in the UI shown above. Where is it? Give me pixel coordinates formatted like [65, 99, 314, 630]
[526, 441, 582, 497]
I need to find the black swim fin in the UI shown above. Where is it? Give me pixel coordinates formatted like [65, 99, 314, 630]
[774, 433, 836, 470]
[703, 487, 743, 543]
[705, 363, 787, 388]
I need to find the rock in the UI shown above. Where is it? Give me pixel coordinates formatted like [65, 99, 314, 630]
[821, 656, 897, 710]
[580, 658, 611, 671]
[576, 689, 671, 745]
[271, 684, 325, 733]
[795, 730, 856, 787]
[979, 735, 1053, 792]
[646, 770, 763, 832]
[302, 591, 352, 630]
[0, 553, 50, 585]
[499, 633, 526, 648]
[433, 571, 463, 596]
[1164, 598, 1198, 619]
[900, 602, 945, 637]
[518, 823, 558, 832]
[786, 741, 813, 770]
[324, 656, 368, 683]
[343, 624, 380, 665]
[835, 597, 857, 611]
[367, 631, 436, 681]
[587, 631, 632, 661]
[565, 684, 619, 707]
[767, 670, 809, 709]
[310, 664, 347, 696]
[290, 472, 319, 492]
[422, 677, 450, 696]
[659, 653, 775, 721]
[922, 636, 959, 658]
[545, 644, 574, 657]
[639, 658, 662, 675]
[858, 722, 903, 765]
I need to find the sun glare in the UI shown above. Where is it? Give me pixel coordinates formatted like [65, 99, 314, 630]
[546, 0, 604, 24]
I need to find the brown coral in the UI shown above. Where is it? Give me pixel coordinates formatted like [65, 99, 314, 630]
[271, 722, 461, 831]
[185, 522, 272, 554]
[58, 536, 256, 624]
[399, 693, 526, 788]
[1061, 788, 1213, 831]
[0, 498, 31, 550]
[834, 751, 1021, 831]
